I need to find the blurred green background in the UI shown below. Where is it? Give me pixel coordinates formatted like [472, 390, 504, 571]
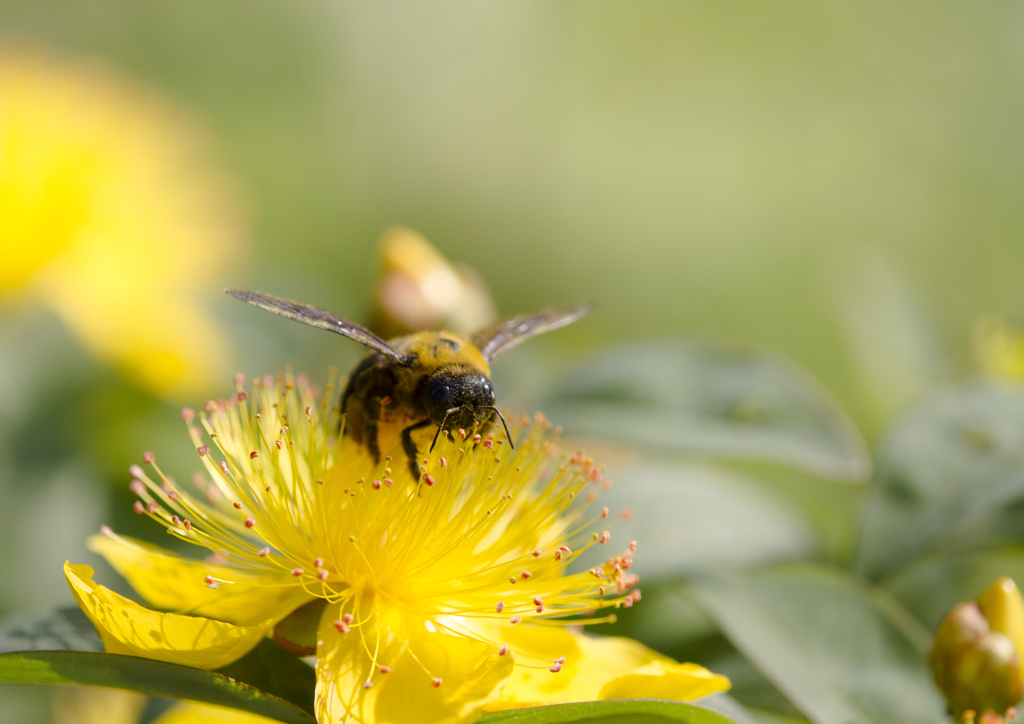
[2, 2, 1024, 722]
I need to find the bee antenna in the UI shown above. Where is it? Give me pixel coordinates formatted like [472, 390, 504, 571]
[485, 407, 514, 450]
[430, 408, 459, 453]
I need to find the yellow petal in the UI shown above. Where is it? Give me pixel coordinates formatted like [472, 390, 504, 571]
[314, 601, 513, 724]
[64, 562, 269, 669]
[88, 533, 311, 627]
[482, 623, 729, 709]
[153, 701, 281, 724]
[598, 660, 731, 701]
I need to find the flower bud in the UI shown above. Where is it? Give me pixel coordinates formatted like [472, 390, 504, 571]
[930, 578, 1024, 719]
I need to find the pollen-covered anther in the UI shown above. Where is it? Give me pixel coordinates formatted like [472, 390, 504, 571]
[372, 480, 381, 490]
[316, 479, 323, 485]
[631, 589, 642, 601]
[167, 490, 179, 501]
[496, 601, 505, 613]
[317, 569, 329, 581]
[601, 506, 609, 519]
[204, 575, 215, 585]
[305, 405, 313, 416]
[258, 547, 270, 557]
[100, 525, 113, 537]
[472, 434, 482, 444]
[550, 662, 562, 673]
[383, 478, 393, 487]
[171, 515, 181, 527]
[362, 680, 373, 690]
[532, 549, 542, 557]
[533, 596, 544, 606]
[141, 451, 155, 464]
[599, 531, 611, 545]
[380, 665, 391, 674]
[183, 519, 192, 531]
[510, 616, 521, 624]
[129, 480, 145, 496]
[275, 440, 282, 450]
[629, 540, 637, 552]
[197, 445, 210, 456]
[250, 450, 259, 459]
[592, 567, 605, 578]
[439, 457, 448, 467]
[424, 474, 436, 486]
[233, 502, 242, 509]
[146, 502, 159, 514]
[291, 568, 304, 577]
[342, 613, 354, 626]
[432, 678, 443, 688]
[624, 597, 633, 608]
[313, 557, 324, 567]
[244, 517, 256, 528]
[483, 439, 493, 449]
[509, 577, 516, 584]
[181, 407, 195, 422]
[498, 645, 509, 656]
[133, 501, 145, 514]
[237, 390, 248, 402]
[521, 570, 532, 579]
[219, 461, 230, 474]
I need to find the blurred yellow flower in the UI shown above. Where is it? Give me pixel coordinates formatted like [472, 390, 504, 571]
[369, 227, 496, 339]
[975, 317, 1024, 381]
[153, 701, 280, 724]
[67, 371, 727, 724]
[52, 689, 280, 724]
[0, 48, 244, 398]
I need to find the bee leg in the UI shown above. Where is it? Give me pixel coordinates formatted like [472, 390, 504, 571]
[401, 419, 433, 480]
[363, 396, 383, 463]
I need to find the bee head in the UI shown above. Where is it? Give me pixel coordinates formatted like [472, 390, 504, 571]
[423, 368, 495, 433]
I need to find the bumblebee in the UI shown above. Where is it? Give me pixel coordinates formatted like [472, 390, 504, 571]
[227, 289, 590, 478]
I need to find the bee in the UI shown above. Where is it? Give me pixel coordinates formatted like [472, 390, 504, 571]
[227, 289, 590, 478]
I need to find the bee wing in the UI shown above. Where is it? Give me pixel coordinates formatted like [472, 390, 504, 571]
[472, 304, 592, 361]
[226, 289, 410, 363]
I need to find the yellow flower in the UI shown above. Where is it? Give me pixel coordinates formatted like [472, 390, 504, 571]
[67, 371, 728, 723]
[975, 317, 1024, 381]
[369, 227, 496, 339]
[0, 48, 244, 398]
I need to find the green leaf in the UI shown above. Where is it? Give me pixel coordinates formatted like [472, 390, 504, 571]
[0, 651, 314, 724]
[217, 639, 316, 716]
[0, 608, 317, 720]
[687, 565, 945, 724]
[477, 699, 737, 724]
[541, 342, 869, 481]
[855, 381, 1024, 579]
[572, 462, 816, 579]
